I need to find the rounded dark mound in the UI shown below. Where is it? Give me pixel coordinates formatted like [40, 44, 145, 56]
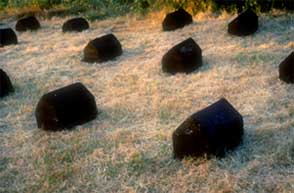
[162, 8, 193, 31]
[15, 16, 41, 32]
[62, 17, 89, 32]
[0, 27, 18, 47]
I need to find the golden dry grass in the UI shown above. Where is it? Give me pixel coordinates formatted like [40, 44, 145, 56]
[0, 11, 294, 193]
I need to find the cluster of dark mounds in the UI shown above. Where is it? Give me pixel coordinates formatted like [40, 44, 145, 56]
[2, 8, 293, 161]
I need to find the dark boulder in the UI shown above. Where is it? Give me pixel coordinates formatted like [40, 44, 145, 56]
[228, 8, 258, 36]
[62, 17, 89, 32]
[15, 16, 41, 32]
[172, 98, 244, 159]
[162, 8, 193, 31]
[0, 69, 14, 98]
[0, 27, 18, 47]
[279, 51, 294, 83]
[162, 38, 202, 74]
[35, 82, 98, 131]
[83, 34, 122, 63]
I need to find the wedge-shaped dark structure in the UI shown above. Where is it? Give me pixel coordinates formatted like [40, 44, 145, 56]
[162, 38, 202, 74]
[62, 17, 89, 32]
[35, 83, 98, 131]
[83, 34, 122, 63]
[279, 51, 294, 83]
[162, 8, 193, 31]
[0, 27, 18, 47]
[15, 16, 41, 32]
[172, 98, 244, 159]
[0, 69, 14, 98]
[228, 8, 258, 36]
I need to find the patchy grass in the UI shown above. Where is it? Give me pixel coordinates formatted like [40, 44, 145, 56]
[0, 11, 294, 192]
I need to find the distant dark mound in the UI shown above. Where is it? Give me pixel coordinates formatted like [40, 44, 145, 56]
[279, 51, 294, 83]
[83, 34, 122, 63]
[62, 17, 89, 32]
[0, 69, 14, 98]
[15, 16, 41, 32]
[162, 8, 193, 31]
[0, 27, 18, 47]
[162, 38, 202, 74]
[228, 8, 258, 36]
[35, 82, 98, 131]
[172, 98, 244, 159]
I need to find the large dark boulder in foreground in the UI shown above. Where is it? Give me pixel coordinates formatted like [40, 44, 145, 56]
[228, 8, 258, 36]
[162, 8, 193, 31]
[35, 83, 98, 131]
[83, 34, 122, 63]
[15, 16, 41, 32]
[172, 98, 244, 159]
[0, 69, 14, 98]
[62, 17, 89, 32]
[279, 51, 294, 83]
[0, 27, 18, 47]
[162, 38, 202, 74]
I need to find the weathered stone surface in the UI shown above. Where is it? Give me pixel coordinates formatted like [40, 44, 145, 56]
[62, 17, 89, 32]
[0, 27, 18, 47]
[162, 38, 202, 74]
[15, 16, 41, 32]
[172, 98, 244, 159]
[35, 83, 98, 131]
[83, 34, 122, 63]
[228, 8, 258, 36]
[0, 69, 14, 98]
[279, 51, 294, 83]
[162, 8, 193, 31]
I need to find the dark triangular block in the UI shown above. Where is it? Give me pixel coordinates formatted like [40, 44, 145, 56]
[162, 8, 193, 31]
[0, 27, 18, 47]
[228, 8, 258, 36]
[35, 83, 98, 131]
[279, 51, 294, 83]
[62, 17, 89, 32]
[15, 16, 41, 32]
[172, 98, 244, 159]
[162, 38, 202, 74]
[83, 34, 122, 63]
[0, 69, 14, 98]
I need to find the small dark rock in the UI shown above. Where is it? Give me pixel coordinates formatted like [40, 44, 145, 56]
[0, 69, 14, 98]
[228, 8, 258, 36]
[162, 8, 193, 31]
[279, 51, 294, 83]
[162, 38, 202, 74]
[0, 27, 18, 47]
[15, 16, 41, 32]
[172, 98, 244, 159]
[35, 82, 98, 131]
[62, 17, 89, 32]
[83, 34, 122, 63]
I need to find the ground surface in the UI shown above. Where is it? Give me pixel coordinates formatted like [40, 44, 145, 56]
[0, 11, 293, 193]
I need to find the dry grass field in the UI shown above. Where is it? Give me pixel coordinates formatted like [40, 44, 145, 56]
[0, 11, 294, 193]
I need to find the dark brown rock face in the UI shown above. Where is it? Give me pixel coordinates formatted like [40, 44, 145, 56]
[62, 17, 89, 32]
[83, 34, 122, 63]
[172, 98, 244, 159]
[162, 38, 202, 74]
[162, 8, 193, 31]
[279, 51, 294, 83]
[0, 69, 14, 98]
[0, 27, 18, 47]
[228, 8, 258, 36]
[15, 16, 41, 32]
[35, 83, 98, 131]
